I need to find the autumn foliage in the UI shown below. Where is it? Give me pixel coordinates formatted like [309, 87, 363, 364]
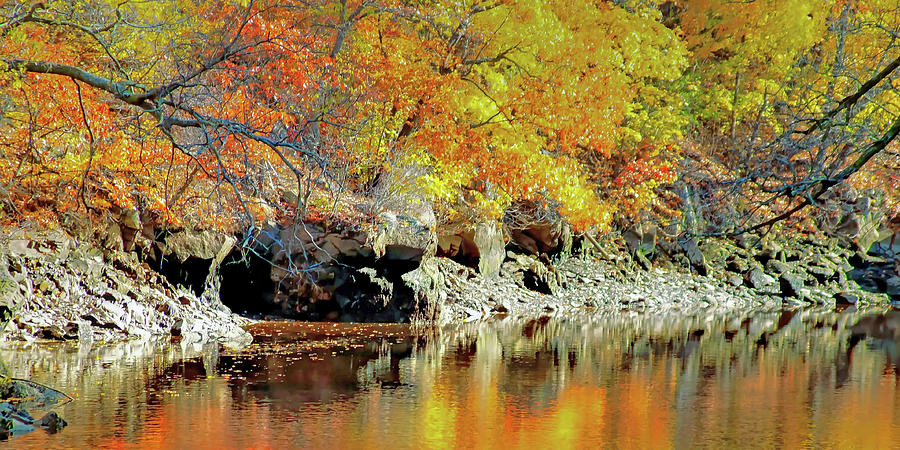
[1, 0, 899, 236]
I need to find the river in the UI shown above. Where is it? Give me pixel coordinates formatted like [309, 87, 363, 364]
[3, 306, 900, 448]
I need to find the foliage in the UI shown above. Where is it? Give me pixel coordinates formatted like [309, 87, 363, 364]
[0, 0, 899, 237]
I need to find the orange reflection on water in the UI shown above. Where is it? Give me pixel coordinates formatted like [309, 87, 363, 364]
[5, 308, 900, 449]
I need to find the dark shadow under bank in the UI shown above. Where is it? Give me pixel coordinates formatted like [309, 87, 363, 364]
[200, 233, 900, 324]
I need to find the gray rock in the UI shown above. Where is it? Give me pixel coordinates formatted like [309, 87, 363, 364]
[37, 411, 67, 432]
[624, 224, 657, 255]
[161, 230, 236, 262]
[726, 257, 748, 273]
[734, 233, 759, 250]
[765, 260, 792, 275]
[373, 211, 436, 259]
[834, 291, 859, 305]
[757, 241, 782, 262]
[745, 268, 778, 294]
[401, 258, 446, 321]
[8, 240, 40, 258]
[779, 272, 805, 298]
[806, 264, 835, 282]
[886, 276, 900, 297]
[678, 235, 708, 276]
[474, 223, 504, 278]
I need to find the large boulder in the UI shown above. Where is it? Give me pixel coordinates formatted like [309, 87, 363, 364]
[372, 211, 436, 261]
[401, 257, 446, 321]
[157, 230, 236, 300]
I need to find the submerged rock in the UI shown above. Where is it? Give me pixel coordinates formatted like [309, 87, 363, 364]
[0, 402, 35, 438]
[37, 411, 66, 433]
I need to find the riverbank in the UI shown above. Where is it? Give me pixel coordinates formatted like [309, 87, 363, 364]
[0, 229, 251, 346]
[424, 231, 897, 322]
[0, 219, 896, 345]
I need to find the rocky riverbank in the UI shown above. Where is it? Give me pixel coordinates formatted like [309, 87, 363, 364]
[418, 231, 897, 323]
[0, 229, 251, 346]
[0, 214, 896, 344]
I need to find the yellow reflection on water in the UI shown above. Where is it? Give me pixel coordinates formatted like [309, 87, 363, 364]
[4, 307, 900, 449]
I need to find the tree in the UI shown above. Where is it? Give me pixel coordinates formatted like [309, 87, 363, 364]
[0, 0, 690, 237]
[671, 0, 900, 236]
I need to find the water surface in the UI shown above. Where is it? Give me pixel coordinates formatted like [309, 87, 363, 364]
[4, 307, 900, 448]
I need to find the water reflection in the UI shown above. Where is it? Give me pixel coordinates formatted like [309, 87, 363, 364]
[4, 307, 900, 448]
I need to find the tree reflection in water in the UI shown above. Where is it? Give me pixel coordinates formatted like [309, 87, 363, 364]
[3, 307, 900, 448]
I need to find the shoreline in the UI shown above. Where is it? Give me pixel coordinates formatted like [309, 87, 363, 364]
[1, 225, 896, 346]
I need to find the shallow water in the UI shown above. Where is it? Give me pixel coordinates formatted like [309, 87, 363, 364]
[4, 307, 900, 449]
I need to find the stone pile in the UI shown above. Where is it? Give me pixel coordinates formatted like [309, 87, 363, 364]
[0, 229, 251, 346]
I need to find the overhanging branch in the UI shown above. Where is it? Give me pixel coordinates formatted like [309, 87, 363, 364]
[738, 113, 900, 235]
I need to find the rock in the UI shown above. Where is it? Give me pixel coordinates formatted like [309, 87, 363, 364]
[806, 264, 835, 283]
[36, 411, 67, 432]
[727, 274, 744, 286]
[834, 291, 859, 305]
[779, 272, 805, 298]
[0, 403, 35, 436]
[734, 233, 758, 250]
[849, 268, 881, 292]
[474, 223, 505, 277]
[623, 224, 657, 255]
[726, 257, 749, 273]
[322, 233, 369, 259]
[509, 229, 539, 255]
[437, 234, 463, 258]
[158, 229, 236, 300]
[501, 253, 562, 295]
[373, 211, 436, 259]
[509, 222, 568, 255]
[756, 241, 783, 263]
[765, 260, 793, 275]
[745, 268, 778, 294]
[120, 209, 141, 252]
[383, 245, 425, 263]
[886, 276, 900, 297]
[634, 251, 652, 270]
[678, 235, 708, 276]
[99, 222, 124, 253]
[401, 257, 445, 321]
[7, 240, 40, 259]
[0, 228, 251, 345]
[160, 230, 236, 263]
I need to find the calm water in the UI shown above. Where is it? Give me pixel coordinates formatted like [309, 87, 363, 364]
[4, 307, 900, 448]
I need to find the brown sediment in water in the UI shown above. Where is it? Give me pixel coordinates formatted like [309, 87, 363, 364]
[245, 321, 416, 341]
